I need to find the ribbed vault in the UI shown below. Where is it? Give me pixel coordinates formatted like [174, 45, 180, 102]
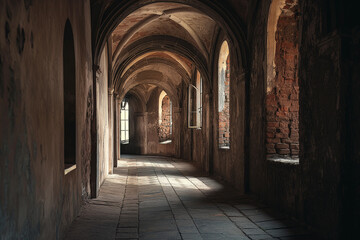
[91, 0, 249, 103]
[111, 3, 217, 103]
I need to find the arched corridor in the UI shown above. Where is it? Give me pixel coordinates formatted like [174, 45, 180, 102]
[0, 0, 359, 239]
[91, 0, 249, 198]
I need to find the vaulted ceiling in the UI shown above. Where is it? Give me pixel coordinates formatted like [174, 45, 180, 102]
[91, 0, 251, 108]
[111, 3, 217, 61]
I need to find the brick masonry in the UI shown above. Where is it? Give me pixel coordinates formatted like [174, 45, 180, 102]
[159, 95, 172, 141]
[219, 55, 231, 147]
[266, 0, 299, 158]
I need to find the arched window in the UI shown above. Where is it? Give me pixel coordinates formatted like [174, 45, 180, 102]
[218, 41, 230, 149]
[158, 91, 172, 143]
[63, 20, 76, 174]
[266, 0, 299, 160]
[120, 98, 129, 144]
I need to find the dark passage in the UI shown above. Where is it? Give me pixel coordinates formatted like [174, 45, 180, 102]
[0, 1, 359, 240]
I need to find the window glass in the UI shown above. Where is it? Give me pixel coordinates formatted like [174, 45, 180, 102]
[120, 100, 129, 144]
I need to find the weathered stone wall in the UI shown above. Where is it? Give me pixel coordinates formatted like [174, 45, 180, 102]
[122, 88, 178, 157]
[266, 0, 299, 158]
[96, 46, 110, 189]
[0, 0, 93, 239]
[212, 34, 247, 193]
[247, 0, 359, 238]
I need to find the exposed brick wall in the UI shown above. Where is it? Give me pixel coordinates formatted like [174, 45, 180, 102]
[219, 55, 231, 147]
[159, 95, 172, 141]
[266, 0, 299, 158]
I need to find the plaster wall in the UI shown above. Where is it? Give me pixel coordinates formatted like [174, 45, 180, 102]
[0, 0, 93, 239]
[108, 93, 114, 174]
[96, 46, 110, 189]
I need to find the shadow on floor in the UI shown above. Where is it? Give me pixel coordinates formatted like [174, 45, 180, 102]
[65, 155, 320, 240]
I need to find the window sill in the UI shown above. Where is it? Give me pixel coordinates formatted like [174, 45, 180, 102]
[160, 140, 172, 145]
[64, 164, 76, 175]
[219, 146, 230, 150]
[267, 156, 299, 165]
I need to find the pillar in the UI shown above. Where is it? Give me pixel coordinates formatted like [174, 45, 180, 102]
[108, 89, 114, 173]
[115, 97, 121, 167]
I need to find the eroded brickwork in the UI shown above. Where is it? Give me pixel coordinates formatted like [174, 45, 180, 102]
[159, 95, 172, 141]
[266, 0, 299, 158]
[219, 56, 230, 147]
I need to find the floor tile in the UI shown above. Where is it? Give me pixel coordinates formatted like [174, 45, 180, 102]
[65, 155, 315, 240]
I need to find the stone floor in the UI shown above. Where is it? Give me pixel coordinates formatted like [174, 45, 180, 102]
[65, 155, 316, 240]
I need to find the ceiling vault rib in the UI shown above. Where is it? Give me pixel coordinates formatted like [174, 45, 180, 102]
[112, 7, 209, 64]
[119, 78, 180, 108]
[165, 52, 192, 76]
[120, 52, 191, 79]
[120, 59, 190, 87]
[111, 35, 210, 90]
[112, 14, 160, 63]
[167, 14, 209, 59]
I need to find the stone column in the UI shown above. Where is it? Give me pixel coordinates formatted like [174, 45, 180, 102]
[115, 97, 121, 167]
[108, 89, 114, 174]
